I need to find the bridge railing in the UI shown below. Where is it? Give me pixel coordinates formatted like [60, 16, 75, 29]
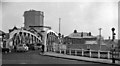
[47, 48, 120, 60]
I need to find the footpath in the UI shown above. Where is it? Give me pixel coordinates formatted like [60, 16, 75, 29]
[44, 52, 120, 65]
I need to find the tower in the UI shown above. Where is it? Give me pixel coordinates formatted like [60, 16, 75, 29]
[23, 9, 44, 29]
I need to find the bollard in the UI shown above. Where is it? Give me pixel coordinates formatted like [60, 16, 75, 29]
[107, 51, 110, 59]
[75, 50, 77, 55]
[89, 50, 91, 57]
[98, 50, 100, 58]
[53, 48, 55, 52]
[82, 49, 84, 56]
[54, 49, 56, 52]
[69, 49, 71, 55]
[59, 49, 61, 54]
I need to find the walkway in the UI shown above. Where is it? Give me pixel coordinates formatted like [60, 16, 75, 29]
[44, 52, 120, 65]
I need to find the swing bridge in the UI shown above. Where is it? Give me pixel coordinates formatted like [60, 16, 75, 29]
[5, 26, 59, 52]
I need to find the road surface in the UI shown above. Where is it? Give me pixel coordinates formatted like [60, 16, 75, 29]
[2, 50, 116, 65]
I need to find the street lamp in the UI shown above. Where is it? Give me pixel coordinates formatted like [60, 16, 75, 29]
[111, 28, 116, 41]
[111, 27, 116, 63]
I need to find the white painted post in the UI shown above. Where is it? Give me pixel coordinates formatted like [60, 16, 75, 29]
[98, 50, 100, 58]
[69, 49, 71, 55]
[64, 49, 66, 54]
[107, 51, 110, 59]
[75, 50, 77, 55]
[89, 50, 91, 57]
[82, 49, 84, 56]
[53, 48, 55, 52]
[59, 49, 61, 54]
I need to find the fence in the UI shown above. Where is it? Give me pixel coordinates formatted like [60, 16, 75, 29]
[47, 48, 120, 60]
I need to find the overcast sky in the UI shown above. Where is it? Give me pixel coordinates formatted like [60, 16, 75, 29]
[0, 0, 119, 39]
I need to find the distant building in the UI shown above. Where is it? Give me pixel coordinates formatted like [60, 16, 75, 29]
[0, 30, 9, 48]
[47, 30, 59, 45]
[63, 30, 118, 51]
[23, 9, 44, 29]
[63, 30, 97, 44]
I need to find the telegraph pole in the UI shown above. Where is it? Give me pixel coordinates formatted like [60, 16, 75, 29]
[59, 18, 61, 34]
[58, 18, 61, 44]
[99, 28, 102, 50]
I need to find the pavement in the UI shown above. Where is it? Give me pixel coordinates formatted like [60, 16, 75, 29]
[44, 52, 120, 65]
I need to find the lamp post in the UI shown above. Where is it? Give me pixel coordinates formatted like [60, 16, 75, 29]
[58, 18, 62, 44]
[99, 28, 102, 50]
[111, 28, 116, 41]
[111, 27, 116, 63]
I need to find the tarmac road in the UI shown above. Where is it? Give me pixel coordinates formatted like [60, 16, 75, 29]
[1, 50, 116, 65]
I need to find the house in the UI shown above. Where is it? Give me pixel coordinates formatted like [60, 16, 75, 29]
[63, 30, 97, 44]
[63, 30, 114, 51]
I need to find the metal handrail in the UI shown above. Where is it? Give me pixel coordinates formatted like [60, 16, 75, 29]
[49, 48, 120, 60]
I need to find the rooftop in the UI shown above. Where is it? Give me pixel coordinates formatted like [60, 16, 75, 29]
[67, 30, 95, 39]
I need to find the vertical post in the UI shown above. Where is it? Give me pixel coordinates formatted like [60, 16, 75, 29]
[75, 50, 77, 55]
[59, 18, 61, 34]
[107, 51, 110, 59]
[32, 35, 33, 44]
[69, 49, 71, 55]
[82, 49, 84, 56]
[33, 36, 34, 44]
[53, 48, 55, 52]
[43, 31, 47, 52]
[64, 49, 66, 54]
[34, 36, 35, 43]
[60, 49, 61, 54]
[99, 28, 102, 50]
[28, 34, 30, 44]
[29, 34, 31, 44]
[111, 27, 116, 63]
[89, 50, 91, 57]
[98, 50, 100, 58]
[37, 39, 39, 42]
[36, 38, 37, 43]
[51, 47, 52, 52]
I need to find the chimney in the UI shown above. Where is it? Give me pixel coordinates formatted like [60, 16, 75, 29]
[88, 32, 91, 36]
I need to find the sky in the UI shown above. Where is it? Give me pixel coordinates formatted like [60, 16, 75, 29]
[0, 0, 119, 39]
